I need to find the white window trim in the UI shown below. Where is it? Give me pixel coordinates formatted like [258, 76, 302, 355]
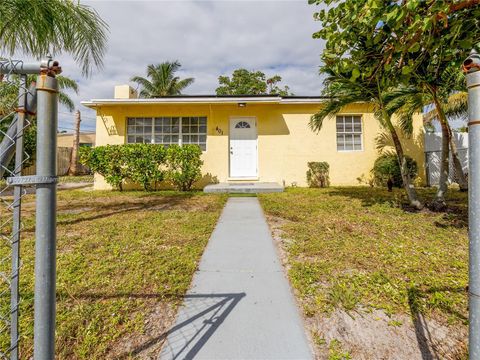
[336, 115, 364, 152]
[126, 116, 207, 151]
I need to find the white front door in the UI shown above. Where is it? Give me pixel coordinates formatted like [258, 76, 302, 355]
[229, 117, 258, 178]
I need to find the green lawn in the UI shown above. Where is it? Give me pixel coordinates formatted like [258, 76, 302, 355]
[259, 187, 468, 325]
[0, 190, 226, 359]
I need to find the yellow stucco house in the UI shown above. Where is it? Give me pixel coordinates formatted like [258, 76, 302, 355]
[81, 85, 425, 190]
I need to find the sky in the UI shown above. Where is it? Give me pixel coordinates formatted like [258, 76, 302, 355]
[46, 0, 326, 132]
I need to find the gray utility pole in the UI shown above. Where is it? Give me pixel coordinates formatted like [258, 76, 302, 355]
[465, 49, 480, 359]
[33, 72, 59, 360]
[68, 110, 81, 176]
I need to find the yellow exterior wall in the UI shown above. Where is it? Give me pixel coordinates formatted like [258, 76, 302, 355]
[92, 102, 425, 189]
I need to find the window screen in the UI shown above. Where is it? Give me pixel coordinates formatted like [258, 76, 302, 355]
[336, 115, 362, 151]
[127, 116, 207, 151]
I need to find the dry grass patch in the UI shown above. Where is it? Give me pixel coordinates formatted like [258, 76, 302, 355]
[0, 189, 226, 359]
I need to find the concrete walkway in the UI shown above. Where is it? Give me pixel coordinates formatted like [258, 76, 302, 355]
[160, 197, 313, 360]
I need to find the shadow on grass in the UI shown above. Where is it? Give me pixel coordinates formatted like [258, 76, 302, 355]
[67, 291, 246, 359]
[55, 193, 197, 224]
[407, 285, 467, 360]
[325, 187, 468, 228]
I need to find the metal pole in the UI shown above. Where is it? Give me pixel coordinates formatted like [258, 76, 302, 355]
[465, 49, 480, 359]
[0, 59, 61, 75]
[33, 74, 58, 360]
[9, 75, 27, 360]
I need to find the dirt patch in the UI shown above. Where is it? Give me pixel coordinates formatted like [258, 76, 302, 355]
[266, 215, 294, 271]
[309, 309, 466, 360]
[107, 302, 177, 359]
[58, 207, 93, 215]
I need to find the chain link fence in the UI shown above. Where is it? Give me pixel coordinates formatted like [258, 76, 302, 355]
[0, 61, 34, 360]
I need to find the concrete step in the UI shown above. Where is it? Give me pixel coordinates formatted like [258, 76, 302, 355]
[203, 182, 284, 194]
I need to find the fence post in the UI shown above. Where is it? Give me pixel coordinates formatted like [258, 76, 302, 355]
[33, 73, 58, 360]
[464, 49, 480, 359]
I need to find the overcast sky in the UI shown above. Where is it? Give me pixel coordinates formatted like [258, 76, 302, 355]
[45, 0, 326, 132]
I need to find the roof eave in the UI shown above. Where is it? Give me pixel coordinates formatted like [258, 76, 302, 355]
[81, 96, 327, 108]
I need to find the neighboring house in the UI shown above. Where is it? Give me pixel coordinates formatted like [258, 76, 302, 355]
[57, 132, 96, 148]
[81, 85, 425, 190]
[23, 132, 95, 176]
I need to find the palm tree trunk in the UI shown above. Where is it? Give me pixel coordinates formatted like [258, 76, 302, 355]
[432, 94, 450, 210]
[448, 126, 468, 191]
[68, 110, 81, 176]
[384, 113, 423, 210]
[430, 96, 468, 191]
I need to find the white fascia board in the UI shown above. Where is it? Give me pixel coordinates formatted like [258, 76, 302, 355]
[81, 97, 282, 108]
[279, 98, 326, 104]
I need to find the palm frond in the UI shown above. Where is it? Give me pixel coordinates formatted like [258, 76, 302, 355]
[131, 61, 194, 97]
[383, 85, 426, 136]
[0, 0, 108, 76]
[423, 91, 468, 123]
[176, 77, 195, 93]
[57, 75, 79, 94]
[443, 92, 468, 120]
[58, 92, 75, 112]
[374, 131, 393, 153]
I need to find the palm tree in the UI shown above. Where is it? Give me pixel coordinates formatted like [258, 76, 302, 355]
[0, 0, 108, 76]
[131, 61, 194, 97]
[310, 66, 423, 210]
[384, 83, 469, 202]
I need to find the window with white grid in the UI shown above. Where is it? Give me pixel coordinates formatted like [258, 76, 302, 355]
[126, 116, 207, 151]
[336, 115, 363, 151]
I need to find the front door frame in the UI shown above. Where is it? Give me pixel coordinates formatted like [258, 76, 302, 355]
[229, 116, 258, 179]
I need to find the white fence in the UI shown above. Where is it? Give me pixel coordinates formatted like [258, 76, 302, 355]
[425, 132, 468, 186]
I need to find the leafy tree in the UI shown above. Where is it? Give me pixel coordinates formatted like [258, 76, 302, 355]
[216, 69, 292, 96]
[309, 0, 479, 209]
[131, 61, 194, 97]
[0, 0, 108, 76]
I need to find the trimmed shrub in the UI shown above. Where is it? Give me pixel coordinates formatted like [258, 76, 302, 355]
[81, 144, 204, 191]
[80, 145, 127, 190]
[123, 144, 167, 191]
[372, 154, 417, 188]
[306, 161, 330, 188]
[166, 145, 203, 191]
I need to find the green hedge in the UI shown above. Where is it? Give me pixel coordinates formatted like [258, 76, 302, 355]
[372, 153, 417, 188]
[79, 144, 203, 191]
